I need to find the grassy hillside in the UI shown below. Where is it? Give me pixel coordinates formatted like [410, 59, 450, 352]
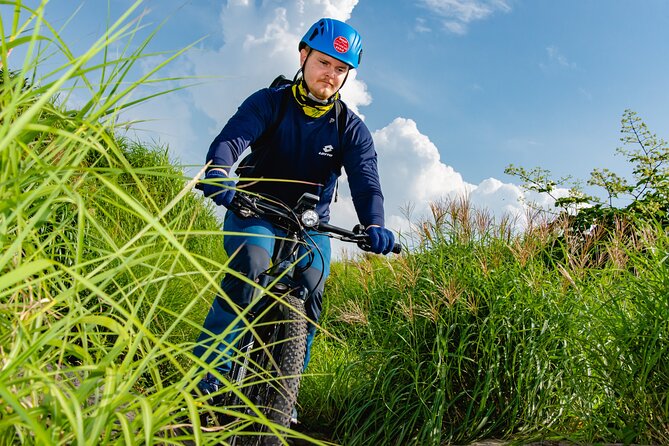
[0, 78, 231, 443]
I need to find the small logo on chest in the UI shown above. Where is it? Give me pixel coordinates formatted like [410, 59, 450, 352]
[319, 144, 334, 157]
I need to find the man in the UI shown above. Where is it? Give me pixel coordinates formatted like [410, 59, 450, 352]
[194, 18, 395, 399]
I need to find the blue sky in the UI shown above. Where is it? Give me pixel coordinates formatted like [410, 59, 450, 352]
[4, 0, 669, 245]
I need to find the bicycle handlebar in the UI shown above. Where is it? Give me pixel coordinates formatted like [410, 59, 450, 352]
[316, 222, 402, 255]
[195, 181, 401, 255]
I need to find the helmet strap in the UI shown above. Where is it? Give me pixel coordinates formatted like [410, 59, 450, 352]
[339, 71, 350, 91]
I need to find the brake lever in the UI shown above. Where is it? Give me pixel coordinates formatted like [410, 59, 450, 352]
[351, 224, 374, 252]
[229, 193, 259, 218]
[352, 224, 402, 254]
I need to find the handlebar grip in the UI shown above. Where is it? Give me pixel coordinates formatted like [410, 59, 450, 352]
[358, 241, 402, 255]
[318, 222, 402, 255]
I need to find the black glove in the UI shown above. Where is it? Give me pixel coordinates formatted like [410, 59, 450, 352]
[201, 169, 235, 208]
[365, 226, 395, 255]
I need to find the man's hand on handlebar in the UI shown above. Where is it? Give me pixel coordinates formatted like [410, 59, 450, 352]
[199, 169, 236, 208]
[365, 225, 395, 255]
[318, 222, 402, 255]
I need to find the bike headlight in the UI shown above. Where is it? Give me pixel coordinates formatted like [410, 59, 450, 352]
[300, 209, 319, 228]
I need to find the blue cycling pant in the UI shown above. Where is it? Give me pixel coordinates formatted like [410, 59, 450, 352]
[193, 211, 331, 374]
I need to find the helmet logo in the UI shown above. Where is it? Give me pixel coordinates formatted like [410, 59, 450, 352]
[333, 36, 349, 53]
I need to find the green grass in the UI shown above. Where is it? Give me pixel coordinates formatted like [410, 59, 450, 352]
[1, 2, 325, 444]
[300, 202, 669, 445]
[2, 1, 668, 445]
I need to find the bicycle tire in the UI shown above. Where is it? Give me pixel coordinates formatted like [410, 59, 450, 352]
[238, 293, 308, 446]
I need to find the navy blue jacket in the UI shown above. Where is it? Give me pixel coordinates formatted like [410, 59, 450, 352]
[206, 85, 385, 227]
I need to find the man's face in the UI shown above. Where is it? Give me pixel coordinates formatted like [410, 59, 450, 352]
[300, 48, 350, 101]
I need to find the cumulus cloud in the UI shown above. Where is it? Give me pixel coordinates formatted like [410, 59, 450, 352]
[420, 0, 511, 34]
[329, 117, 567, 256]
[184, 0, 368, 130]
[118, 0, 368, 167]
[374, 118, 471, 205]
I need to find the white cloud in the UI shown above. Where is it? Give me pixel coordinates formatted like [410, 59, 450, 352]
[374, 118, 471, 205]
[420, 0, 511, 34]
[414, 17, 432, 34]
[541, 45, 577, 71]
[184, 0, 367, 130]
[329, 117, 567, 257]
[117, 0, 368, 167]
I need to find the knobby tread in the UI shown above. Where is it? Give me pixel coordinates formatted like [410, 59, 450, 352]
[239, 294, 308, 446]
[266, 294, 308, 425]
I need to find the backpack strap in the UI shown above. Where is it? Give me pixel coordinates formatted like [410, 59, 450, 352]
[248, 75, 292, 151]
[237, 85, 292, 179]
[269, 74, 292, 88]
[254, 85, 292, 149]
[334, 99, 347, 147]
[333, 99, 347, 202]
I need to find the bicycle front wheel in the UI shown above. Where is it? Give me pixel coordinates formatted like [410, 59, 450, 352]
[243, 293, 308, 445]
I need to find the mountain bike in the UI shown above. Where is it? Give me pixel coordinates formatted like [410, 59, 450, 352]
[196, 189, 400, 445]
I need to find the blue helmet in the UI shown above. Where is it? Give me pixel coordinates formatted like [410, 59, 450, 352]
[299, 18, 363, 69]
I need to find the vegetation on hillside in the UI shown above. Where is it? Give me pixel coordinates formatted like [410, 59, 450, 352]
[301, 197, 668, 445]
[299, 112, 669, 445]
[0, 2, 256, 444]
[2, 1, 667, 445]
